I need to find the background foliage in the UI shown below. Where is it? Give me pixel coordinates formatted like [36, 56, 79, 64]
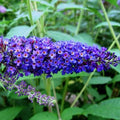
[0, 0, 120, 120]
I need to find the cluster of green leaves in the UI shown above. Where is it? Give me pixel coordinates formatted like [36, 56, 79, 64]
[0, 0, 120, 120]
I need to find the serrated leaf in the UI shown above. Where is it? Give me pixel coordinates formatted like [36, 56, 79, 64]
[88, 77, 112, 85]
[57, 3, 88, 11]
[61, 107, 84, 120]
[84, 98, 120, 119]
[0, 107, 23, 120]
[18, 74, 40, 82]
[52, 71, 89, 80]
[29, 112, 58, 120]
[47, 31, 74, 41]
[6, 25, 36, 38]
[95, 21, 120, 29]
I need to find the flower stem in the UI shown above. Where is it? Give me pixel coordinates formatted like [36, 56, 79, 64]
[33, 1, 44, 37]
[99, 0, 120, 50]
[52, 79, 62, 120]
[94, 27, 101, 42]
[27, 0, 36, 36]
[39, 15, 45, 37]
[108, 34, 120, 51]
[42, 74, 52, 112]
[47, 78, 52, 112]
[33, 99, 36, 114]
[75, 0, 87, 35]
[46, 78, 51, 96]
[60, 78, 69, 112]
[71, 69, 96, 107]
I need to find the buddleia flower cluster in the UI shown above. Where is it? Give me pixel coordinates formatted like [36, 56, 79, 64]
[0, 73, 55, 106]
[0, 36, 120, 106]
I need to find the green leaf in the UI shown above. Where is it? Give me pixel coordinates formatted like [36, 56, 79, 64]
[16, 74, 40, 87]
[88, 115, 108, 120]
[74, 33, 94, 46]
[87, 87, 106, 101]
[61, 107, 84, 120]
[53, 77, 63, 88]
[6, 25, 36, 38]
[51, 0, 58, 5]
[57, 3, 88, 11]
[87, 8, 104, 21]
[47, 31, 74, 41]
[111, 64, 120, 73]
[31, 0, 53, 7]
[47, 31, 95, 46]
[84, 98, 120, 119]
[108, 10, 120, 18]
[87, 0, 99, 9]
[106, 85, 112, 98]
[106, 0, 119, 7]
[0, 107, 23, 120]
[30, 11, 44, 23]
[52, 71, 89, 80]
[64, 25, 76, 34]
[87, 87, 100, 99]
[0, 81, 6, 91]
[8, 91, 27, 99]
[95, 21, 120, 29]
[29, 112, 58, 120]
[1, 64, 6, 72]
[14, 13, 27, 21]
[18, 74, 40, 82]
[88, 77, 112, 85]
[109, 48, 120, 56]
[52, 71, 89, 88]
[39, 1, 53, 7]
[112, 74, 120, 82]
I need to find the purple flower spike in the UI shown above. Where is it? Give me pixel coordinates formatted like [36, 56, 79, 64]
[1, 35, 120, 107]
[0, 36, 120, 77]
